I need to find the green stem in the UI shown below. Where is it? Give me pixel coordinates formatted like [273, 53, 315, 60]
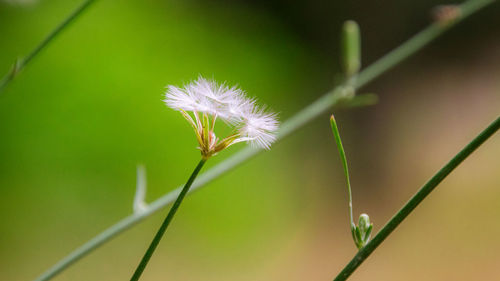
[0, 0, 97, 93]
[330, 115, 354, 226]
[130, 158, 206, 281]
[33, 0, 494, 280]
[333, 115, 500, 281]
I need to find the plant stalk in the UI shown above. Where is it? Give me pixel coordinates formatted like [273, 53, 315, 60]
[330, 115, 354, 226]
[333, 115, 500, 281]
[130, 158, 206, 281]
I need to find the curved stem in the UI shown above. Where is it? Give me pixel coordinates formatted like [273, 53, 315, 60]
[0, 0, 98, 93]
[333, 115, 500, 281]
[330, 115, 354, 226]
[33, 0, 494, 279]
[130, 159, 206, 281]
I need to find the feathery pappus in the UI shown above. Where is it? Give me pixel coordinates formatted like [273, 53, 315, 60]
[164, 76, 279, 158]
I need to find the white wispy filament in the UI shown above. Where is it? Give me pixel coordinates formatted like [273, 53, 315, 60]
[164, 76, 279, 158]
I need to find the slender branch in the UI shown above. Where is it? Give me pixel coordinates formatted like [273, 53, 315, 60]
[33, 0, 494, 280]
[0, 0, 97, 93]
[330, 116, 354, 226]
[130, 158, 206, 281]
[333, 115, 500, 281]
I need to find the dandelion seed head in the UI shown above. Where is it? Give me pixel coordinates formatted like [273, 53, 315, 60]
[164, 76, 279, 155]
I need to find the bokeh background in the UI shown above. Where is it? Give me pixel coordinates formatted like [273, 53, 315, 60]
[1, 0, 499, 280]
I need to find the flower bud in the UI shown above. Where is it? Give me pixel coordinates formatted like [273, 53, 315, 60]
[341, 20, 361, 78]
[431, 5, 461, 26]
[358, 213, 371, 233]
[352, 213, 373, 249]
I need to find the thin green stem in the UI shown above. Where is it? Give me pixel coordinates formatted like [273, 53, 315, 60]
[0, 0, 97, 93]
[33, 0, 494, 280]
[333, 115, 500, 281]
[130, 158, 206, 281]
[330, 115, 354, 226]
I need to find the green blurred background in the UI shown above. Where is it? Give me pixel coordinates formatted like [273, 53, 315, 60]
[1, 0, 499, 280]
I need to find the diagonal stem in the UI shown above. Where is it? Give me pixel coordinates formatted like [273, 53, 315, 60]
[32, 0, 495, 280]
[130, 158, 206, 281]
[333, 115, 500, 281]
[0, 0, 98, 93]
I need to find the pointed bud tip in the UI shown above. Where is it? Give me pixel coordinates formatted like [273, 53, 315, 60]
[343, 20, 359, 31]
[359, 213, 371, 223]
